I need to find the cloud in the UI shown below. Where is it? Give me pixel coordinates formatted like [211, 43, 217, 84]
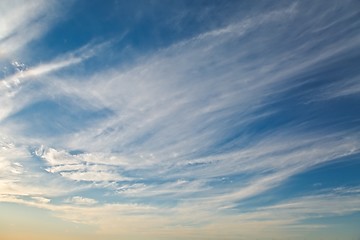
[65, 196, 97, 205]
[31, 196, 51, 204]
[1, 41, 110, 91]
[0, 134, 89, 198]
[36, 146, 131, 182]
[253, 187, 360, 223]
[0, 1, 359, 239]
[2, 0, 359, 204]
[1, 186, 359, 240]
[0, 0, 62, 58]
[319, 76, 360, 100]
[0, 41, 110, 126]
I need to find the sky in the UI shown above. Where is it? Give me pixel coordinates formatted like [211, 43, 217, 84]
[0, 0, 360, 239]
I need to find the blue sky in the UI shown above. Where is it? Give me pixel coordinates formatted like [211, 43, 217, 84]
[0, 0, 360, 239]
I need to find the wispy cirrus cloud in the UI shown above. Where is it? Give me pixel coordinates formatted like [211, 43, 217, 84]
[0, 0, 359, 239]
[0, 0, 64, 58]
[0, 41, 110, 125]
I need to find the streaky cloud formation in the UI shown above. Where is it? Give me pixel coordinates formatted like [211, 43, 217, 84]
[0, 0, 360, 239]
[0, 0, 65, 58]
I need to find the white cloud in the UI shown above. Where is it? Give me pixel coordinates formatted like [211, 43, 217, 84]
[0, 1, 359, 239]
[31, 196, 51, 204]
[59, 171, 129, 182]
[38, 146, 131, 182]
[0, 134, 89, 197]
[117, 179, 209, 198]
[65, 196, 97, 205]
[254, 188, 360, 222]
[0, 0, 61, 58]
[1, 41, 109, 91]
[320, 76, 360, 99]
[0, 0, 358, 209]
[0, 42, 108, 123]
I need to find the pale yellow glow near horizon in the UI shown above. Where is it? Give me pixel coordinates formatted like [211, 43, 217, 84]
[0, 201, 282, 240]
[0, 203, 96, 240]
[0, 201, 357, 240]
